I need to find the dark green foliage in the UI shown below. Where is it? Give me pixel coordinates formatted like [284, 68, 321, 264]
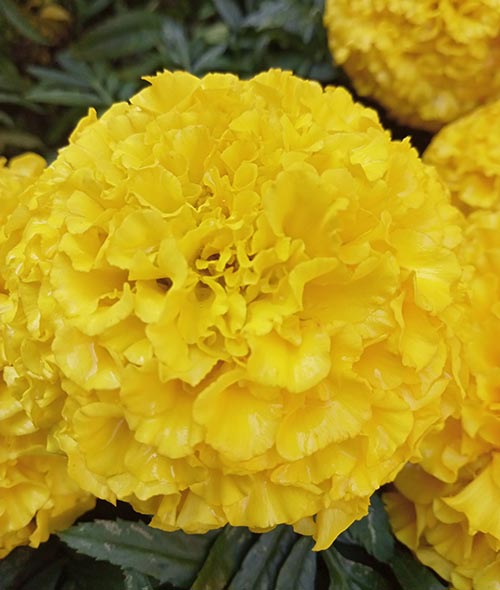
[191, 525, 255, 589]
[338, 494, 395, 563]
[59, 519, 218, 587]
[0, 537, 126, 590]
[0, 494, 447, 590]
[57, 520, 316, 590]
[0, 0, 337, 157]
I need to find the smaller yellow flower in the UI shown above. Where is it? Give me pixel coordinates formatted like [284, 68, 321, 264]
[0, 432, 95, 558]
[385, 459, 500, 590]
[0, 152, 45, 220]
[386, 131, 500, 589]
[412, 209, 500, 484]
[425, 99, 500, 213]
[324, 1, 500, 130]
[0, 153, 94, 557]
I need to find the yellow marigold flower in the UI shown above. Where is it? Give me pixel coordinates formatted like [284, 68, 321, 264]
[416, 211, 500, 483]
[0, 152, 45, 220]
[385, 460, 500, 590]
[4, 70, 464, 549]
[324, 1, 500, 131]
[425, 100, 500, 212]
[384, 208, 500, 588]
[0, 431, 95, 558]
[0, 153, 95, 557]
[416, 102, 500, 481]
[0, 152, 61, 432]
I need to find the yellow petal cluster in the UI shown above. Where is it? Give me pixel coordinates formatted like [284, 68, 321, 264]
[385, 197, 500, 587]
[385, 461, 500, 590]
[3, 70, 464, 549]
[425, 100, 500, 212]
[324, 0, 500, 131]
[0, 153, 95, 557]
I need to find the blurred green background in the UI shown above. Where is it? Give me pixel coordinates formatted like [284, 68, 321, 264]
[0, 0, 341, 160]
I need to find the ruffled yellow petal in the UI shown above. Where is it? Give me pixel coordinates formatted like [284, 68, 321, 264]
[314, 497, 370, 550]
[247, 325, 331, 393]
[444, 454, 500, 539]
[193, 374, 282, 462]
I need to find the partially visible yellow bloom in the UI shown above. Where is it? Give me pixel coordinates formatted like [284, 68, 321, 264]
[425, 100, 500, 212]
[385, 460, 500, 590]
[418, 211, 500, 482]
[0, 153, 45, 219]
[418, 103, 500, 480]
[0, 153, 94, 557]
[324, 1, 500, 131]
[0, 431, 95, 558]
[385, 187, 500, 589]
[4, 70, 464, 549]
[0, 152, 60, 433]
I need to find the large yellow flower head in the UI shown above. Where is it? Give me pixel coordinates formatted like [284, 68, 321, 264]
[0, 153, 95, 557]
[324, 0, 500, 131]
[4, 70, 464, 549]
[425, 100, 500, 213]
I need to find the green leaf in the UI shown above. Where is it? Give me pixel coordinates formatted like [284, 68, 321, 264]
[44, 105, 86, 148]
[339, 494, 395, 563]
[0, 0, 49, 44]
[243, 1, 289, 30]
[0, 129, 44, 151]
[161, 18, 191, 69]
[0, 91, 43, 110]
[123, 569, 156, 590]
[58, 519, 217, 588]
[26, 89, 103, 107]
[73, 11, 162, 60]
[74, 0, 115, 24]
[191, 44, 228, 75]
[64, 555, 126, 590]
[322, 546, 392, 590]
[228, 525, 297, 590]
[0, 547, 39, 589]
[27, 65, 93, 90]
[0, 109, 14, 127]
[22, 558, 64, 590]
[56, 53, 95, 82]
[390, 546, 447, 590]
[0, 58, 26, 92]
[198, 22, 229, 46]
[212, 0, 243, 30]
[308, 62, 338, 83]
[191, 526, 255, 590]
[242, 0, 320, 43]
[0, 541, 63, 590]
[275, 537, 316, 590]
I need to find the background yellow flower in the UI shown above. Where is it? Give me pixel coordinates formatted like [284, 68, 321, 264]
[425, 100, 500, 212]
[3, 70, 464, 549]
[386, 102, 500, 589]
[385, 461, 500, 590]
[386, 208, 500, 588]
[0, 153, 95, 557]
[324, 0, 500, 131]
